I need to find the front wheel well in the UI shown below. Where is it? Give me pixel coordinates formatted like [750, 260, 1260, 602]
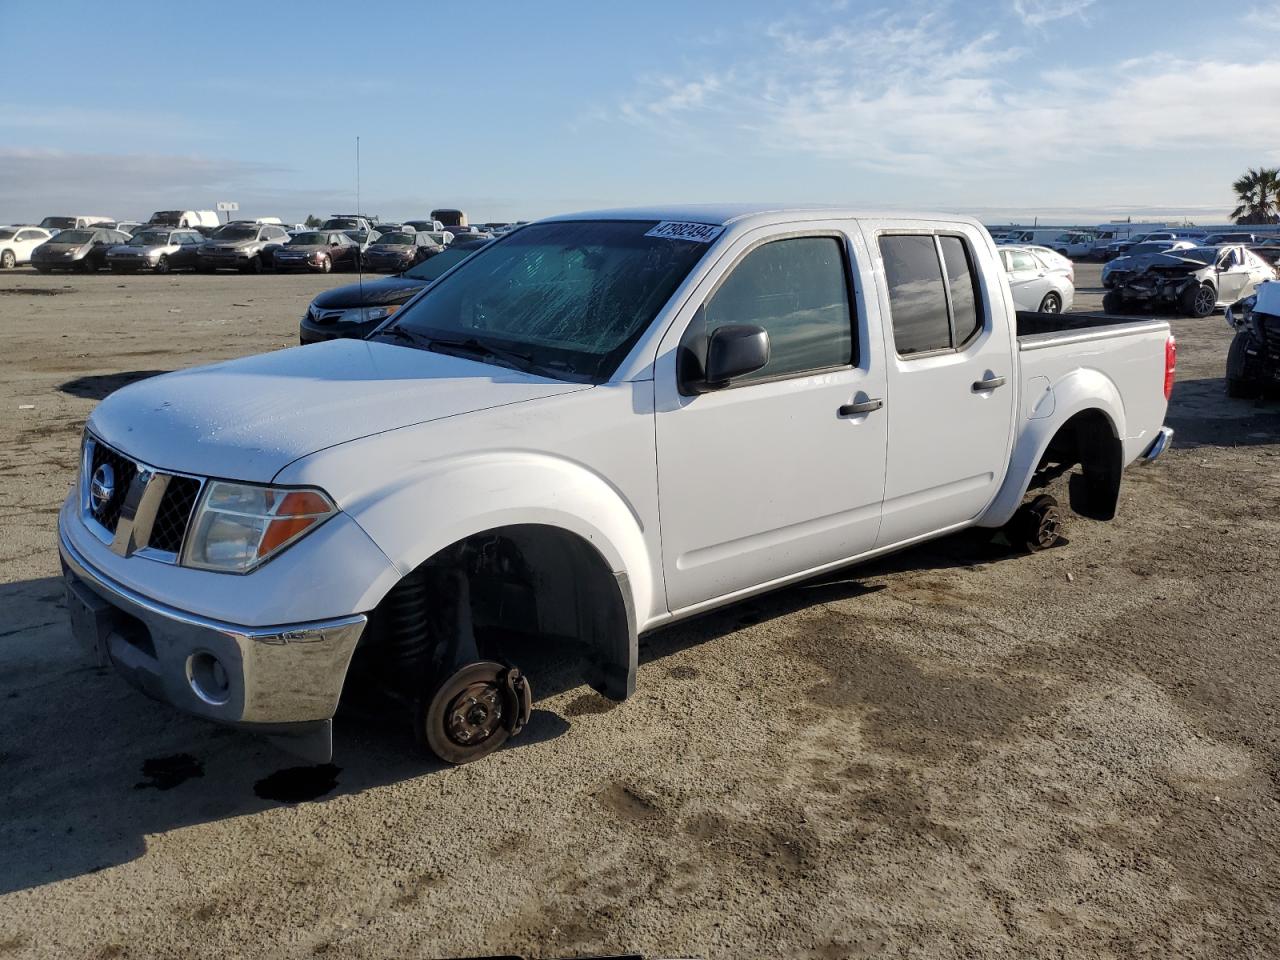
[1030, 409, 1123, 520]
[358, 524, 635, 704]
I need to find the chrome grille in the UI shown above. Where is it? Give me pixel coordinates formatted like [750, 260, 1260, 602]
[81, 434, 205, 563]
[87, 441, 137, 532]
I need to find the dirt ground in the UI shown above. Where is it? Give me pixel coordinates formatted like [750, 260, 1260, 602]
[0, 263, 1277, 959]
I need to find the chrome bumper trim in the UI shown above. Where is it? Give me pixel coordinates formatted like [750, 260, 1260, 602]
[58, 524, 367, 729]
[1142, 426, 1174, 462]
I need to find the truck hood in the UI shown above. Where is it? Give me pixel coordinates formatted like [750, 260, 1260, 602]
[87, 339, 588, 483]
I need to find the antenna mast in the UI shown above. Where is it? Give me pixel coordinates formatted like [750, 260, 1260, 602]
[356, 135, 364, 297]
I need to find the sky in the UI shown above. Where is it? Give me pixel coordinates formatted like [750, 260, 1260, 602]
[2, 0, 1279, 227]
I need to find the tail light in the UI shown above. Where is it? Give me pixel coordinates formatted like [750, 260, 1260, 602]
[1164, 335, 1176, 400]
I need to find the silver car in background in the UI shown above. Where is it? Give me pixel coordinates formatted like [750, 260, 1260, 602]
[999, 245, 1075, 313]
[1102, 240, 1198, 288]
[196, 222, 292, 273]
[107, 228, 205, 273]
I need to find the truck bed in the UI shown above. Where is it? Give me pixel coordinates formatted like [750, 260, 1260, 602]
[1015, 310, 1169, 348]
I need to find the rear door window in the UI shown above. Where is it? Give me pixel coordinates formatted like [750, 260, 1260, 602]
[880, 233, 985, 356]
[879, 235, 951, 355]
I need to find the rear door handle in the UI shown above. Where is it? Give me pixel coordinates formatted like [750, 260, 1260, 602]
[973, 376, 1006, 392]
[838, 398, 883, 416]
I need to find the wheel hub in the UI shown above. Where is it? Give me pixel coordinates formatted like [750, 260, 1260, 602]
[1037, 510, 1061, 546]
[444, 681, 504, 746]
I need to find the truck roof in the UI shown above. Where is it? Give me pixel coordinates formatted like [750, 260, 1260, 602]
[541, 203, 980, 229]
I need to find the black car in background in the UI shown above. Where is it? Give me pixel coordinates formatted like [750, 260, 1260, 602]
[361, 231, 441, 272]
[299, 239, 490, 344]
[273, 231, 362, 273]
[30, 228, 131, 272]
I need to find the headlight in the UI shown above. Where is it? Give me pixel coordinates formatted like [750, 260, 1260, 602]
[339, 305, 400, 324]
[182, 481, 336, 574]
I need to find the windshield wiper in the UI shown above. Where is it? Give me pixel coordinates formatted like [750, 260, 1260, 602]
[376, 325, 429, 347]
[426, 336, 535, 371]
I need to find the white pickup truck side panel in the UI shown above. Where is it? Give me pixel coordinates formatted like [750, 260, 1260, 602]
[858, 219, 1019, 546]
[651, 220, 889, 612]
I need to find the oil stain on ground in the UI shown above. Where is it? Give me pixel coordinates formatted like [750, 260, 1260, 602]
[253, 763, 341, 804]
[134, 754, 204, 791]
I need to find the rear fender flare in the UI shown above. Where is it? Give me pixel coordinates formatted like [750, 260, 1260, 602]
[979, 369, 1125, 528]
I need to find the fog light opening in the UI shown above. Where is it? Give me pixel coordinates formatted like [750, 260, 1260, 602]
[187, 651, 231, 705]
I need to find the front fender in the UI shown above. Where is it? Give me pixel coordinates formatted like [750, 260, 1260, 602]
[338, 451, 654, 622]
[979, 368, 1126, 528]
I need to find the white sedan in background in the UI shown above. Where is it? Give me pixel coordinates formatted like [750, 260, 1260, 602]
[1023, 245, 1074, 278]
[0, 225, 53, 268]
[1000, 245, 1075, 313]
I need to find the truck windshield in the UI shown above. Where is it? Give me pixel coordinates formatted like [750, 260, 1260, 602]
[377, 220, 713, 382]
[40, 217, 76, 230]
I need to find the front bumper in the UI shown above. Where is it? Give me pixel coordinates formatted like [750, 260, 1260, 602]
[58, 524, 366, 759]
[276, 256, 327, 272]
[198, 252, 250, 268]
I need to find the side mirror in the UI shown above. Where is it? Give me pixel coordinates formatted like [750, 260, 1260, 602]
[699, 323, 770, 390]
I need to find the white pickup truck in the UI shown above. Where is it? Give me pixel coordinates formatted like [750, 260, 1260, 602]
[58, 205, 1176, 764]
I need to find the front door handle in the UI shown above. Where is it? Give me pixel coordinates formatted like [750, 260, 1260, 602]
[838, 398, 883, 416]
[972, 376, 1006, 392]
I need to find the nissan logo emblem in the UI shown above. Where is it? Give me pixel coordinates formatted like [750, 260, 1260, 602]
[90, 463, 115, 513]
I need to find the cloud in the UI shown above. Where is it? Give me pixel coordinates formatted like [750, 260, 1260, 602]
[1011, 0, 1096, 27]
[609, 9, 1280, 180]
[1241, 3, 1280, 30]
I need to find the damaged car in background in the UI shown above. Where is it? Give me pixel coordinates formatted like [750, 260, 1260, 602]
[1102, 244, 1277, 318]
[1224, 280, 1280, 398]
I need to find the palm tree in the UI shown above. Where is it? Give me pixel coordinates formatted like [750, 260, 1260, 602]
[1231, 167, 1280, 224]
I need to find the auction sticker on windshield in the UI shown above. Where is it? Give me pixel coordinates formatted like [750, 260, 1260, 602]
[644, 221, 725, 243]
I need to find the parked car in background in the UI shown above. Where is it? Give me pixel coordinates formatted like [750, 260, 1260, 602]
[30, 227, 130, 272]
[148, 210, 221, 230]
[196, 222, 292, 273]
[1203, 232, 1258, 245]
[0, 226, 53, 268]
[1224, 281, 1280, 397]
[112, 221, 144, 236]
[322, 215, 374, 233]
[1000, 228, 1087, 251]
[405, 219, 444, 232]
[361, 231, 442, 272]
[1102, 240, 1199, 287]
[422, 229, 453, 247]
[1103, 244, 1276, 317]
[443, 224, 480, 237]
[107, 228, 204, 273]
[430, 208, 467, 227]
[1000, 245, 1074, 313]
[1248, 243, 1280, 269]
[1022, 245, 1074, 279]
[38, 215, 112, 235]
[273, 230, 361, 273]
[299, 240, 490, 344]
[1047, 232, 1096, 258]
